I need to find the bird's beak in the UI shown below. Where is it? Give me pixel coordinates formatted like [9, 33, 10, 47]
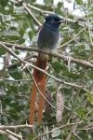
[57, 19, 64, 24]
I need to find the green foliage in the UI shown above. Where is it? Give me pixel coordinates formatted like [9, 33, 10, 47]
[76, 0, 83, 5]
[0, 47, 6, 55]
[0, 0, 93, 139]
[0, 135, 6, 140]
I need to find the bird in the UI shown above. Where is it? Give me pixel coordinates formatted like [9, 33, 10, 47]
[29, 14, 63, 125]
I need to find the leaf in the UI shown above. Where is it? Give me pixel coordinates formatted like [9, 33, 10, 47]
[44, 0, 53, 5]
[0, 47, 6, 55]
[52, 61, 62, 73]
[0, 0, 8, 7]
[9, 70, 22, 80]
[87, 93, 93, 105]
[76, 0, 83, 5]
[52, 128, 61, 138]
[1, 30, 20, 40]
[76, 108, 86, 118]
[0, 135, 6, 140]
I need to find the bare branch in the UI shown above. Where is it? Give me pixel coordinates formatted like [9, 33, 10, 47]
[1, 41, 93, 93]
[33, 121, 82, 140]
[5, 129, 22, 139]
[65, 118, 80, 140]
[0, 130, 19, 140]
[27, 4, 54, 14]
[0, 124, 33, 129]
[58, 28, 85, 50]
[23, 3, 42, 27]
[1, 41, 93, 69]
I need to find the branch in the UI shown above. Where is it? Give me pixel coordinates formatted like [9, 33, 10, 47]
[0, 42, 80, 88]
[1, 41, 93, 69]
[5, 129, 22, 139]
[0, 124, 33, 129]
[0, 42, 93, 92]
[27, 4, 54, 14]
[58, 28, 85, 50]
[23, 3, 42, 26]
[78, 126, 93, 131]
[78, 123, 93, 131]
[32, 73, 56, 109]
[65, 118, 80, 140]
[0, 42, 25, 67]
[12, 0, 91, 29]
[33, 121, 82, 140]
[0, 130, 19, 140]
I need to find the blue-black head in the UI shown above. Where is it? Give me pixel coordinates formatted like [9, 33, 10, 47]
[44, 14, 63, 30]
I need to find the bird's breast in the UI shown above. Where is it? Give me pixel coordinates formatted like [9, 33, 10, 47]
[37, 26, 59, 52]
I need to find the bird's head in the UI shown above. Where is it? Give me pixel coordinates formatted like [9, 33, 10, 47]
[44, 14, 63, 30]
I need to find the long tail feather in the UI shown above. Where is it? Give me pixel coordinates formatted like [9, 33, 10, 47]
[29, 83, 37, 125]
[29, 54, 47, 125]
[34, 54, 47, 82]
[37, 74, 46, 125]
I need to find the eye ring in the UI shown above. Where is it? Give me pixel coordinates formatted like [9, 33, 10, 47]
[51, 19, 55, 24]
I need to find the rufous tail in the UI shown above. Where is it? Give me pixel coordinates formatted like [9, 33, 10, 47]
[29, 54, 47, 125]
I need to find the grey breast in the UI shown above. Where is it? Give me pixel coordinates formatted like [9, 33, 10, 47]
[37, 26, 59, 51]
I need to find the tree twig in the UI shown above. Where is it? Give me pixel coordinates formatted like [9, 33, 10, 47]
[33, 121, 82, 140]
[27, 4, 54, 14]
[0, 130, 19, 140]
[0, 124, 33, 129]
[1, 42, 93, 92]
[1, 41, 93, 69]
[23, 3, 42, 26]
[58, 28, 85, 50]
[5, 129, 22, 139]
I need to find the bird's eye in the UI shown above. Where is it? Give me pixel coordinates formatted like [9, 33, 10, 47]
[51, 19, 55, 24]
